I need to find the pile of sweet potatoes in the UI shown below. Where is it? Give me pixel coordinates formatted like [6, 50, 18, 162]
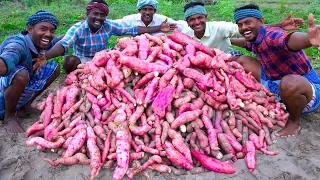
[25, 29, 288, 180]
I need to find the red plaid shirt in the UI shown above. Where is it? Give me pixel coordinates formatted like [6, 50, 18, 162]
[246, 26, 312, 80]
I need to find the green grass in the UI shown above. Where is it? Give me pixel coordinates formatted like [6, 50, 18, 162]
[1, 0, 320, 70]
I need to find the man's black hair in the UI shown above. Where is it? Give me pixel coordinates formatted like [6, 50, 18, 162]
[184, 2, 205, 13]
[88, 0, 108, 6]
[234, 4, 260, 13]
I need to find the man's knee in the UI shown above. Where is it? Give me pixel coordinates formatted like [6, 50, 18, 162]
[280, 75, 301, 92]
[63, 55, 81, 74]
[12, 69, 29, 87]
[280, 75, 312, 99]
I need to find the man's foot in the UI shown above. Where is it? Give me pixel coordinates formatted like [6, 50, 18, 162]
[275, 121, 301, 138]
[16, 104, 40, 118]
[4, 116, 25, 133]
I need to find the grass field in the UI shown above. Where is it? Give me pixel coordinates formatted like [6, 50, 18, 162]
[0, 0, 319, 70]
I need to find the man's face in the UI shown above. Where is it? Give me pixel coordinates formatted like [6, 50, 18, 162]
[139, 5, 156, 24]
[186, 14, 207, 34]
[237, 17, 264, 42]
[87, 8, 107, 32]
[28, 22, 55, 50]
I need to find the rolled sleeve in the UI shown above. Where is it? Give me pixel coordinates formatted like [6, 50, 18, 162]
[59, 24, 80, 54]
[0, 42, 26, 76]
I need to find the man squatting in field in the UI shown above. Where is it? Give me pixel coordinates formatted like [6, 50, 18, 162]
[231, 4, 320, 137]
[113, 0, 186, 36]
[182, 2, 305, 80]
[44, 0, 176, 74]
[0, 10, 60, 133]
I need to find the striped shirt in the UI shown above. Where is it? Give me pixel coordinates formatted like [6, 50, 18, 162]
[245, 26, 312, 80]
[59, 19, 138, 59]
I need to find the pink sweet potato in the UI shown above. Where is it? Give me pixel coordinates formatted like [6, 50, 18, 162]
[151, 85, 175, 118]
[163, 141, 193, 170]
[191, 150, 236, 174]
[44, 153, 90, 166]
[244, 141, 256, 172]
[171, 109, 202, 129]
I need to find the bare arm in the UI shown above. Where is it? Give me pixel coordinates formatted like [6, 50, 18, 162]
[0, 58, 7, 76]
[45, 43, 65, 60]
[137, 26, 161, 34]
[287, 32, 312, 51]
[231, 38, 246, 48]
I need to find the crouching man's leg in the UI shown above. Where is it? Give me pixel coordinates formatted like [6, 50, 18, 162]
[276, 74, 313, 137]
[3, 69, 29, 133]
[17, 63, 60, 118]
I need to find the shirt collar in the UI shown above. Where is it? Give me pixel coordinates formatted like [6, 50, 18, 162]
[85, 19, 105, 33]
[138, 14, 156, 27]
[25, 34, 42, 55]
[254, 25, 266, 44]
[190, 22, 210, 39]
[203, 22, 210, 37]
[85, 19, 90, 29]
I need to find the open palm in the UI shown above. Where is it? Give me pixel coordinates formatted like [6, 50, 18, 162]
[32, 55, 46, 72]
[281, 12, 304, 31]
[308, 14, 320, 50]
[160, 18, 177, 32]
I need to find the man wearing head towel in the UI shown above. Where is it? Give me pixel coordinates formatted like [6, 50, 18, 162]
[182, 2, 304, 80]
[0, 10, 60, 133]
[45, 0, 176, 74]
[231, 4, 320, 137]
[113, 0, 185, 35]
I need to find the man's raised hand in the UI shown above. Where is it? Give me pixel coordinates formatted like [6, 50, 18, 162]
[307, 13, 320, 50]
[160, 18, 177, 32]
[281, 12, 304, 31]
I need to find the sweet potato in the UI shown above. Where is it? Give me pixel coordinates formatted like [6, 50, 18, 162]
[191, 150, 236, 174]
[171, 109, 202, 129]
[163, 141, 193, 170]
[151, 85, 175, 118]
[63, 129, 87, 157]
[43, 153, 90, 167]
[244, 141, 256, 172]
[26, 136, 65, 149]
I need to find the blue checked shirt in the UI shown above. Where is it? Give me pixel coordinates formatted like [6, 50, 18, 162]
[59, 19, 139, 58]
[245, 26, 312, 80]
[0, 33, 58, 78]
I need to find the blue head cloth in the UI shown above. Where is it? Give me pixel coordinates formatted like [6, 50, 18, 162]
[184, 5, 207, 20]
[234, 9, 263, 23]
[137, 0, 158, 10]
[26, 10, 58, 29]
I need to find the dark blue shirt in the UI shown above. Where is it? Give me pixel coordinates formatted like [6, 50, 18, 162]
[0, 33, 58, 77]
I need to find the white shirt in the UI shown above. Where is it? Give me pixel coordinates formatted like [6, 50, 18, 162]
[181, 21, 242, 53]
[112, 13, 187, 36]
